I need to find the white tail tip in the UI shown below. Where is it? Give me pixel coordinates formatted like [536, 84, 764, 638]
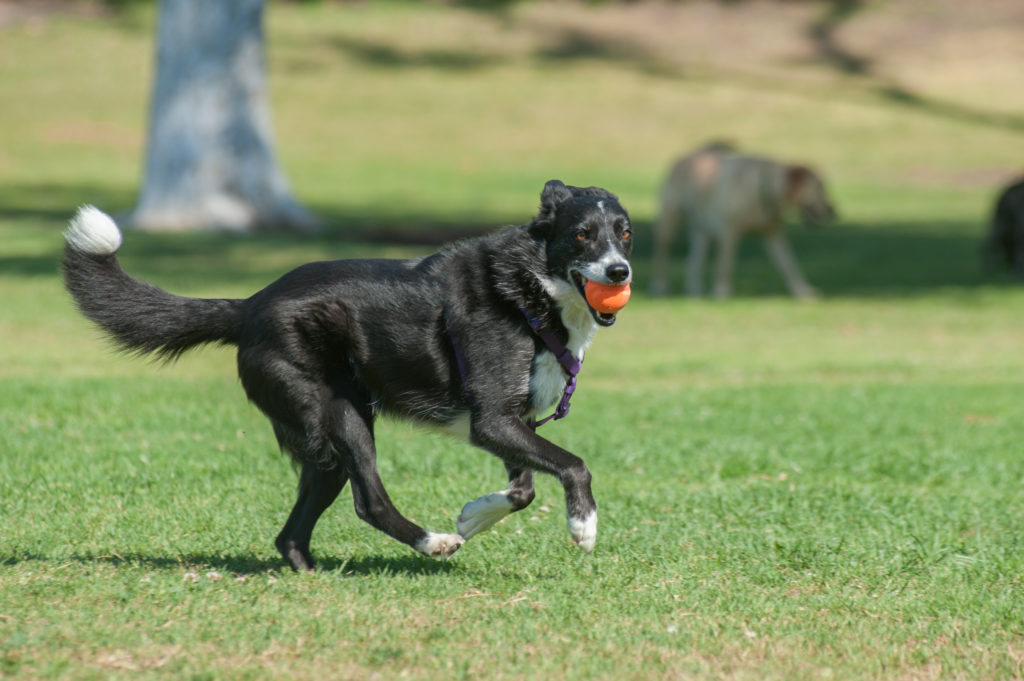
[65, 205, 123, 255]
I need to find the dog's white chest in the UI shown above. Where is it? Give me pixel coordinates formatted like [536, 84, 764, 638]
[529, 352, 569, 415]
[528, 305, 596, 418]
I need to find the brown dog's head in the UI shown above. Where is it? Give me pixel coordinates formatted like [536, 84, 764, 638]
[785, 166, 837, 227]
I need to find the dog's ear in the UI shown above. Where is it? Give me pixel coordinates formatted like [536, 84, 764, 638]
[532, 180, 574, 234]
[540, 180, 574, 212]
[532, 181, 622, 235]
[784, 165, 812, 203]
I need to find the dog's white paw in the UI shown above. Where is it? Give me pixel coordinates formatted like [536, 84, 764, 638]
[568, 511, 597, 553]
[415, 532, 465, 558]
[457, 490, 514, 540]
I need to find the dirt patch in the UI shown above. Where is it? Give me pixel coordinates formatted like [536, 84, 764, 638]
[507, 0, 1024, 80]
[0, 0, 103, 31]
[43, 120, 141, 152]
[906, 166, 1023, 190]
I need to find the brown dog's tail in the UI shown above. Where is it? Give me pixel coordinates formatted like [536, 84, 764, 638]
[62, 206, 246, 361]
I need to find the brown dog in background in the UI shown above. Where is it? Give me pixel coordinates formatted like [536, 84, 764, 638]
[651, 142, 836, 298]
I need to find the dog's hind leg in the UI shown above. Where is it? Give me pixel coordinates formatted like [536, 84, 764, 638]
[240, 355, 351, 571]
[276, 463, 349, 572]
[327, 396, 465, 559]
[457, 466, 535, 540]
[245, 356, 460, 564]
[685, 227, 710, 297]
[651, 202, 681, 297]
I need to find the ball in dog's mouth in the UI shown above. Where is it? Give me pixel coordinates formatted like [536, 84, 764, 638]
[585, 280, 631, 314]
[572, 273, 630, 327]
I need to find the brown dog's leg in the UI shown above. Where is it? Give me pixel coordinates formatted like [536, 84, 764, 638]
[712, 228, 740, 298]
[651, 203, 681, 296]
[762, 233, 818, 298]
[685, 228, 710, 297]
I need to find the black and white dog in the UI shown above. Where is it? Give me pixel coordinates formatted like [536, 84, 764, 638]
[63, 180, 633, 571]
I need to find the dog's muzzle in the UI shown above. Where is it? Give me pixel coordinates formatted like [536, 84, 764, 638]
[572, 261, 631, 327]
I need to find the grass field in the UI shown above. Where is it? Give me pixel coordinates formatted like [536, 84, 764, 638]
[2, 2, 1024, 679]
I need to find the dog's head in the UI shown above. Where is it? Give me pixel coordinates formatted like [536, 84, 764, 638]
[530, 180, 633, 327]
[786, 166, 837, 228]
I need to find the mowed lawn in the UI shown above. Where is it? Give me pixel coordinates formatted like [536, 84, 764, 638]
[2, 2, 1024, 680]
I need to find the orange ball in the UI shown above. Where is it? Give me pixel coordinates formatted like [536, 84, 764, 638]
[584, 281, 631, 314]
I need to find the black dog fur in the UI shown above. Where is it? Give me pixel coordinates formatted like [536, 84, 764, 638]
[986, 178, 1024, 275]
[62, 180, 633, 570]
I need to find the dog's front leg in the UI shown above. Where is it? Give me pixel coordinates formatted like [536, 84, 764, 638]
[470, 417, 597, 552]
[762, 233, 818, 299]
[712, 227, 740, 299]
[457, 466, 535, 540]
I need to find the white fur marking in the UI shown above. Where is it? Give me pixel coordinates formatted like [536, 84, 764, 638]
[530, 352, 569, 416]
[415, 532, 464, 558]
[64, 205, 122, 255]
[530, 273, 598, 417]
[457, 490, 515, 539]
[568, 511, 598, 553]
[597, 200, 605, 212]
[578, 249, 632, 285]
[536, 272, 597, 355]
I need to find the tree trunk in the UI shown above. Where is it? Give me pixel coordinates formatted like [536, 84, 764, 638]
[131, 0, 316, 232]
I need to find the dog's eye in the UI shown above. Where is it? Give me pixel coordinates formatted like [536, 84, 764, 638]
[621, 229, 632, 241]
[575, 230, 587, 242]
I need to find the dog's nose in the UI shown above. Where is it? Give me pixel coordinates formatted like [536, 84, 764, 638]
[606, 263, 630, 283]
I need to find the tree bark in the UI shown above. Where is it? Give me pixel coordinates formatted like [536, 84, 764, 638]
[131, 0, 316, 232]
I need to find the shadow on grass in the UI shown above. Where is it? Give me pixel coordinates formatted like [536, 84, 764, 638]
[0, 182, 497, 284]
[1, 182, 1016, 298]
[313, 3, 1024, 135]
[0, 551, 458, 577]
[0, 182, 137, 223]
[0, 181, 498, 243]
[623, 218, 1014, 299]
[806, 0, 872, 76]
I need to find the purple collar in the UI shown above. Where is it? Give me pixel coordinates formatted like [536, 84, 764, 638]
[448, 306, 582, 429]
[518, 306, 582, 428]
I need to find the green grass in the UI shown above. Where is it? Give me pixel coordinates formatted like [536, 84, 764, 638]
[3, 2, 1024, 680]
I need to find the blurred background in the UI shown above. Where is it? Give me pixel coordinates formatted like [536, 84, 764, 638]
[1, 0, 1022, 296]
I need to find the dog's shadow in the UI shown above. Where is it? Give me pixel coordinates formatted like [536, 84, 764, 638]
[1, 551, 458, 578]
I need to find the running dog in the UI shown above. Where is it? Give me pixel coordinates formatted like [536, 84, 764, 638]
[651, 143, 836, 298]
[62, 180, 633, 571]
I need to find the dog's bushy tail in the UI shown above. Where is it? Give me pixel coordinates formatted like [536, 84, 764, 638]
[62, 206, 246, 361]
